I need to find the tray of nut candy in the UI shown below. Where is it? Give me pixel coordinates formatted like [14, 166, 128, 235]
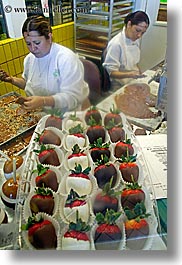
[0, 92, 43, 157]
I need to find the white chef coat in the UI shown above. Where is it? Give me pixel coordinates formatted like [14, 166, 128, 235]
[103, 27, 141, 88]
[22, 43, 89, 112]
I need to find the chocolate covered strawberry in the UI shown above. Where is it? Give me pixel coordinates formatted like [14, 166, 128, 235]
[45, 109, 64, 129]
[85, 106, 102, 125]
[104, 105, 122, 127]
[63, 189, 89, 223]
[67, 144, 89, 170]
[86, 117, 105, 144]
[66, 164, 92, 196]
[93, 178, 119, 215]
[34, 145, 60, 166]
[65, 124, 87, 149]
[94, 209, 122, 250]
[62, 211, 91, 250]
[89, 137, 111, 162]
[64, 112, 84, 131]
[121, 181, 145, 210]
[33, 164, 59, 192]
[35, 129, 61, 146]
[106, 120, 125, 143]
[94, 155, 117, 189]
[118, 154, 139, 183]
[114, 138, 134, 158]
[30, 187, 55, 215]
[22, 215, 57, 249]
[124, 202, 150, 250]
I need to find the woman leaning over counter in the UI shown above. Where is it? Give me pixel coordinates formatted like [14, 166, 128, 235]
[103, 11, 150, 91]
[0, 15, 89, 112]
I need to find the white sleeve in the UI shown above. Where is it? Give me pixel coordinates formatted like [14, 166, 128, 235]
[103, 42, 122, 75]
[52, 52, 89, 111]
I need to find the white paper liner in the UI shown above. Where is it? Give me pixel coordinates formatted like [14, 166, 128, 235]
[23, 188, 59, 221]
[59, 172, 98, 197]
[64, 149, 94, 171]
[59, 194, 95, 225]
[124, 214, 157, 250]
[34, 144, 64, 168]
[60, 223, 92, 250]
[30, 165, 63, 192]
[22, 212, 61, 250]
[62, 132, 89, 151]
[91, 216, 126, 250]
[35, 126, 64, 148]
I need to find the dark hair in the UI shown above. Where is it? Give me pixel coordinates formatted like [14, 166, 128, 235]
[124, 11, 150, 26]
[22, 15, 52, 39]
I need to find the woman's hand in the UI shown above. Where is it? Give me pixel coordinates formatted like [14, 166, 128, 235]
[22, 96, 44, 110]
[0, 70, 14, 83]
[129, 70, 147, 79]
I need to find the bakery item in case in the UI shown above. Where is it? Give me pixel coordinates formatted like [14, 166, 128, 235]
[84, 106, 102, 125]
[94, 209, 122, 250]
[64, 124, 87, 150]
[89, 137, 111, 162]
[124, 202, 150, 250]
[29, 187, 55, 216]
[92, 180, 119, 215]
[34, 145, 62, 167]
[66, 144, 90, 170]
[22, 214, 58, 249]
[114, 139, 134, 158]
[93, 155, 118, 189]
[44, 110, 64, 130]
[61, 212, 91, 250]
[61, 189, 90, 223]
[103, 105, 123, 127]
[1, 177, 20, 209]
[66, 164, 92, 196]
[118, 154, 139, 183]
[3, 155, 23, 180]
[36, 128, 62, 146]
[33, 164, 59, 192]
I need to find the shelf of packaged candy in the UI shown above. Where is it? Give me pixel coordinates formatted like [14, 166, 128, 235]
[9, 105, 167, 251]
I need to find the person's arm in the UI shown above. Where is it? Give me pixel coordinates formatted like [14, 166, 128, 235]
[0, 70, 26, 89]
[22, 95, 55, 110]
[110, 69, 146, 79]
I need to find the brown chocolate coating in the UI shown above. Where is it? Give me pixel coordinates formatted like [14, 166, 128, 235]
[120, 165, 139, 183]
[125, 223, 149, 250]
[29, 223, 57, 249]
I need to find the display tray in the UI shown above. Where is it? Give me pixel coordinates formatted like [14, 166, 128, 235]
[97, 71, 164, 131]
[12, 109, 166, 250]
[0, 92, 42, 157]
